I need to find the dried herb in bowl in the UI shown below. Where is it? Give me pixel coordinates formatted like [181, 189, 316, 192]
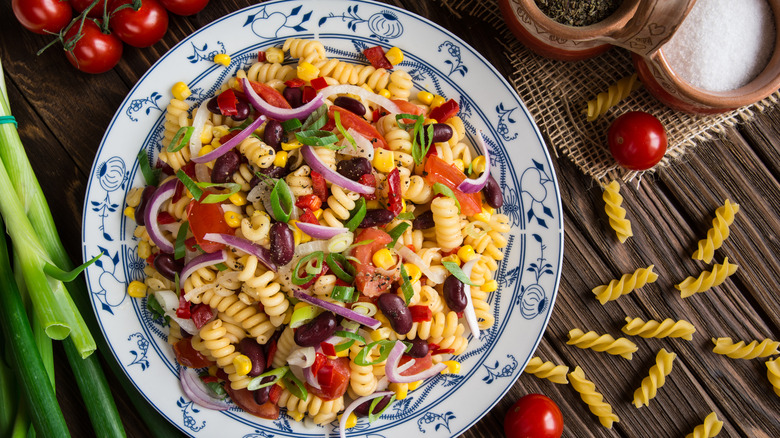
[535, 0, 623, 26]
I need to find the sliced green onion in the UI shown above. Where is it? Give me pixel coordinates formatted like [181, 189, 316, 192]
[304, 255, 324, 275]
[247, 366, 288, 390]
[343, 197, 366, 232]
[396, 212, 415, 221]
[386, 222, 410, 249]
[174, 272, 180, 297]
[282, 369, 307, 401]
[301, 104, 328, 131]
[214, 263, 228, 271]
[442, 261, 479, 286]
[292, 252, 324, 285]
[146, 295, 167, 322]
[205, 381, 227, 398]
[330, 285, 356, 303]
[354, 340, 396, 366]
[136, 148, 159, 187]
[290, 305, 319, 328]
[399, 263, 415, 305]
[327, 233, 354, 253]
[368, 394, 397, 423]
[196, 182, 242, 204]
[394, 113, 422, 130]
[166, 126, 194, 153]
[175, 170, 203, 201]
[334, 339, 355, 352]
[270, 178, 294, 222]
[334, 110, 356, 150]
[295, 129, 339, 147]
[433, 182, 461, 214]
[174, 221, 189, 260]
[325, 253, 355, 283]
[351, 301, 377, 317]
[281, 118, 303, 132]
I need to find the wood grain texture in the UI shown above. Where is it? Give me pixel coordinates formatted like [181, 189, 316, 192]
[1, 0, 778, 437]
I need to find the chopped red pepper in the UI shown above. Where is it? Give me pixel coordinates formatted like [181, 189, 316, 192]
[200, 375, 219, 384]
[217, 129, 239, 146]
[301, 85, 317, 104]
[428, 342, 454, 356]
[295, 194, 322, 211]
[358, 173, 377, 200]
[299, 262, 330, 290]
[285, 78, 305, 88]
[298, 208, 319, 225]
[310, 77, 328, 90]
[217, 89, 239, 116]
[191, 303, 213, 330]
[257, 51, 266, 62]
[146, 253, 156, 266]
[184, 236, 198, 252]
[386, 168, 403, 215]
[409, 305, 433, 322]
[157, 211, 176, 225]
[429, 99, 459, 122]
[269, 383, 283, 404]
[363, 46, 393, 70]
[265, 339, 277, 370]
[245, 80, 292, 109]
[310, 171, 329, 203]
[176, 294, 191, 319]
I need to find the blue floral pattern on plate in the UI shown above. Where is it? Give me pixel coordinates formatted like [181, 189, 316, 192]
[82, 1, 563, 436]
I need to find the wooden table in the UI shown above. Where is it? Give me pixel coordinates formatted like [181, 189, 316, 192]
[1, 1, 778, 437]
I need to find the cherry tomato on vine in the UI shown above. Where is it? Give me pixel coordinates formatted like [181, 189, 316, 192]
[109, 0, 169, 48]
[607, 111, 668, 171]
[70, 0, 111, 18]
[12, 0, 72, 34]
[64, 20, 123, 74]
[504, 394, 563, 438]
[159, 0, 210, 16]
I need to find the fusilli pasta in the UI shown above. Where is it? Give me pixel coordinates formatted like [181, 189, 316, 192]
[523, 356, 569, 384]
[632, 348, 676, 408]
[592, 265, 658, 304]
[675, 257, 738, 298]
[602, 180, 632, 243]
[568, 366, 619, 429]
[566, 328, 638, 360]
[685, 412, 723, 438]
[711, 337, 780, 359]
[622, 317, 696, 341]
[692, 199, 739, 263]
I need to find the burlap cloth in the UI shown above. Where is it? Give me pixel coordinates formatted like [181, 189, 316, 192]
[438, 0, 780, 182]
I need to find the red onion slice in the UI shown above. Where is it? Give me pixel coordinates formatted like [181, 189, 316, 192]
[460, 258, 481, 340]
[180, 367, 232, 411]
[191, 114, 266, 164]
[241, 78, 324, 121]
[142, 178, 178, 254]
[385, 341, 447, 383]
[301, 145, 376, 195]
[295, 222, 348, 240]
[203, 233, 278, 271]
[339, 391, 395, 438]
[293, 290, 381, 329]
[319, 84, 401, 114]
[457, 130, 491, 194]
[179, 250, 228, 293]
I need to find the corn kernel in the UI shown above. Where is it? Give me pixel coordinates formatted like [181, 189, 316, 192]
[229, 192, 247, 207]
[403, 263, 421, 283]
[137, 240, 151, 260]
[472, 211, 491, 223]
[212, 125, 230, 139]
[281, 140, 303, 151]
[171, 81, 191, 101]
[197, 144, 214, 157]
[442, 254, 461, 266]
[416, 91, 434, 105]
[312, 208, 323, 219]
[372, 148, 395, 173]
[339, 412, 358, 429]
[233, 354, 252, 376]
[452, 159, 465, 173]
[127, 280, 147, 298]
[430, 95, 446, 109]
[481, 280, 498, 292]
[407, 380, 423, 391]
[200, 123, 213, 144]
[224, 211, 242, 228]
[290, 220, 311, 245]
[297, 62, 320, 81]
[288, 410, 305, 422]
[385, 47, 404, 65]
[457, 245, 477, 263]
[370, 327, 394, 342]
[378, 88, 391, 99]
[366, 199, 381, 209]
[293, 302, 311, 312]
[401, 198, 407, 213]
[483, 205, 495, 215]
[208, 365, 219, 377]
[213, 53, 231, 66]
[273, 150, 289, 168]
[372, 248, 395, 270]
[471, 156, 486, 175]
[335, 347, 350, 358]
[441, 360, 461, 374]
[265, 47, 284, 63]
[124, 206, 135, 219]
[389, 382, 409, 400]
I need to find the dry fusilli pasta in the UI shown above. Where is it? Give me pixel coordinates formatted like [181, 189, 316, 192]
[592, 265, 658, 304]
[685, 412, 723, 438]
[632, 348, 676, 408]
[567, 328, 638, 360]
[692, 199, 740, 263]
[584, 73, 641, 121]
[523, 356, 569, 384]
[711, 337, 780, 359]
[568, 366, 619, 429]
[675, 257, 738, 298]
[622, 317, 696, 341]
[602, 180, 632, 243]
[766, 357, 780, 397]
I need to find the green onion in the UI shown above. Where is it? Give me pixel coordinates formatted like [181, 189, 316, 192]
[433, 183, 461, 213]
[136, 148, 159, 186]
[290, 305, 319, 328]
[295, 129, 339, 147]
[281, 118, 302, 132]
[334, 110, 357, 150]
[166, 126, 194, 152]
[334, 339, 355, 352]
[247, 366, 288, 390]
[205, 381, 227, 398]
[396, 212, 415, 221]
[214, 262, 228, 271]
[301, 104, 328, 131]
[386, 222, 410, 249]
[325, 253, 355, 283]
[354, 340, 396, 366]
[43, 252, 102, 283]
[442, 261, 479, 287]
[174, 221, 189, 260]
[147, 295, 167, 322]
[270, 178, 294, 222]
[334, 331, 365, 345]
[282, 369, 308, 401]
[343, 197, 367, 232]
[330, 285, 356, 303]
[399, 264, 415, 305]
[396, 113, 433, 166]
[394, 113, 421, 130]
[368, 394, 396, 423]
[292, 252, 324, 285]
[196, 182, 242, 204]
[175, 170, 203, 200]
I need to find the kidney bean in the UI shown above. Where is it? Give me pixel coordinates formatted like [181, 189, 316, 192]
[254, 165, 287, 179]
[482, 174, 503, 209]
[239, 338, 266, 377]
[354, 394, 392, 417]
[232, 102, 250, 121]
[359, 209, 395, 228]
[252, 376, 275, 404]
[211, 150, 240, 183]
[283, 87, 303, 108]
[406, 338, 429, 358]
[153, 253, 183, 282]
[377, 293, 412, 335]
[333, 96, 366, 116]
[294, 311, 338, 347]
[443, 275, 467, 313]
[412, 210, 435, 230]
[206, 97, 219, 114]
[133, 185, 156, 226]
[263, 119, 284, 151]
[336, 157, 372, 181]
[269, 222, 294, 266]
[417, 123, 453, 145]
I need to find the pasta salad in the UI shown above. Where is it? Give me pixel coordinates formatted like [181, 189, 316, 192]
[125, 38, 509, 435]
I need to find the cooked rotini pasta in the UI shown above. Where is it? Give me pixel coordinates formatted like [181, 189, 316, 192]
[602, 180, 632, 243]
[711, 337, 780, 359]
[632, 348, 676, 408]
[566, 328, 638, 360]
[584, 73, 641, 121]
[523, 356, 569, 384]
[431, 196, 464, 252]
[282, 38, 326, 64]
[766, 357, 780, 397]
[622, 317, 696, 341]
[685, 412, 723, 438]
[592, 265, 658, 304]
[692, 199, 740, 263]
[568, 366, 619, 429]
[675, 257, 738, 298]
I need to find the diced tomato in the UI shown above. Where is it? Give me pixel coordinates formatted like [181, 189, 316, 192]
[399, 352, 433, 376]
[428, 99, 459, 122]
[310, 77, 328, 90]
[171, 179, 185, 203]
[157, 211, 176, 225]
[295, 194, 322, 211]
[269, 383, 283, 404]
[372, 108, 387, 122]
[306, 356, 350, 401]
[224, 385, 280, 420]
[257, 51, 266, 62]
[285, 78, 305, 88]
[392, 99, 424, 117]
[155, 158, 175, 176]
[329, 106, 389, 150]
[217, 89, 238, 116]
[245, 80, 292, 109]
[172, 338, 213, 368]
[186, 196, 233, 253]
[363, 46, 393, 70]
[176, 294, 191, 319]
[424, 155, 482, 216]
[302, 85, 317, 104]
[298, 208, 319, 225]
[409, 305, 432, 322]
[386, 168, 403, 215]
[352, 228, 398, 297]
[310, 171, 329, 203]
[358, 173, 377, 200]
[191, 303, 213, 329]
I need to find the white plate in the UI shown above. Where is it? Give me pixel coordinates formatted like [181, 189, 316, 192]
[81, 0, 563, 436]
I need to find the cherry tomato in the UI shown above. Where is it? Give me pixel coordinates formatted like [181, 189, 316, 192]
[399, 352, 433, 376]
[423, 155, 483, 216]
[12, 0, 72, 34]
[186, 197, 232, 253]
[109, 0, 169, 48]
[306, 356, 351, 401]
[504, 394, 563, 438]
[607, 111, 668, 171]
[352, 228, 397, 297]
[224, 385, 280, 420]
[329, 106, 389, 149]
[71, 0, 110, 18]
[159, 0, 210, 16]
[64, 20, 123, 74]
